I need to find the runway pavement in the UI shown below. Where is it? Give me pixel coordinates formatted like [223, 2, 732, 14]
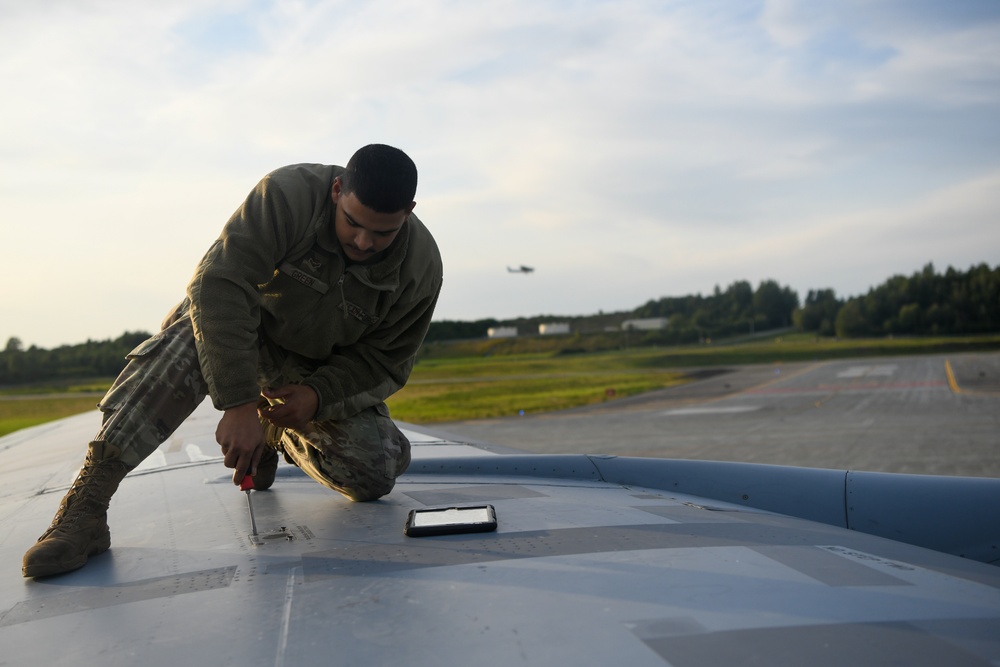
[426, 352, 1000, 478]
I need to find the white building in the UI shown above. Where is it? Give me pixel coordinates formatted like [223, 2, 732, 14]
[621, 317, 669, 331]
[539, 322, 570, 335]
[487, 326, 518, 338]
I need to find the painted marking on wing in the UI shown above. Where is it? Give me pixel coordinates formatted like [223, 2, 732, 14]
[820, 546, 916, 573]
[0, 566, 237, 626]
[132, 449, 167, 472]
[274, 566, 300, 667]
[662, 406, 760, 416]
[185, 443, 217, 462]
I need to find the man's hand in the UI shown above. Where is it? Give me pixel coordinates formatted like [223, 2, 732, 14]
[216, 402, 265, 485]
[260, 384, 318, 431]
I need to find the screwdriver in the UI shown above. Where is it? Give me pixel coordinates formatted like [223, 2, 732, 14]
[240, 468, 258, 537]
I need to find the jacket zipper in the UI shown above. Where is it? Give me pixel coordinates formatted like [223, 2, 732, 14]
[336, 274, 348, 317]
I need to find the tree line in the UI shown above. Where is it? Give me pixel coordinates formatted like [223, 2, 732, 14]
[425, 263, 999, 344]
[633, 278, 800, 342]
[3, 262, 997, 386]
[1, 332, 150, 387]
[426, 278, 802, 344]
[797, 263, 1000, 338]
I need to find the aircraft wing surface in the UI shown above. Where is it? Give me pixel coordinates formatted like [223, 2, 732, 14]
[2, 402, 1000, 666]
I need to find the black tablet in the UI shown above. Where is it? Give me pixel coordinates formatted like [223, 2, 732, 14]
[404, 505, 498, 537]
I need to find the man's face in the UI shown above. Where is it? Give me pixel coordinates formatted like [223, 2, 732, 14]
[331, 177, 413, 263]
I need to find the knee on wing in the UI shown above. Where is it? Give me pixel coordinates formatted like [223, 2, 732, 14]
[340, 477, 395, 502]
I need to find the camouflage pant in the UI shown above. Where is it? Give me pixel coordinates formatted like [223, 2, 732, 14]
[94, 301, 410, 501]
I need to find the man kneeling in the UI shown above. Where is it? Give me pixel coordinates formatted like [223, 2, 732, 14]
[23, 144, 443, 578]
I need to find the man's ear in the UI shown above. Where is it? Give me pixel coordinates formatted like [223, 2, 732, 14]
[407, 201, 416, 216]
[330, 177, 342, 203]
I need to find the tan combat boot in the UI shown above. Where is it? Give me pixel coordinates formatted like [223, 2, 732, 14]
[253, 406, 302, 491]
[22, 448, 131, 578]
[252, 445, 279, 491]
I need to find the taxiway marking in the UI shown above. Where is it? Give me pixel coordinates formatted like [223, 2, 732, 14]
[663, 406, 761, 416]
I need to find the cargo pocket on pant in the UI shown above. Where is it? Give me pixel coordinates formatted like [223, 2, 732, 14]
[97, 333, 166, 413]
[374, 402, 410, 480]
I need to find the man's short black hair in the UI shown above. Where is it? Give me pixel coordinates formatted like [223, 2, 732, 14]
[341, 144, 418, 213]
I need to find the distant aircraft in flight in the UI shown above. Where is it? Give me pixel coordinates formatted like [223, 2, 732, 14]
[507, 265, 534, 273]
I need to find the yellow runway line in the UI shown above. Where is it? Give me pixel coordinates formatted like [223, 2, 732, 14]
[944, 359, 962, 394]
[944, 358, 999, 396]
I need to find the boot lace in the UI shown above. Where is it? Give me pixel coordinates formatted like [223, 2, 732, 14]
[42, 459, 128, 535]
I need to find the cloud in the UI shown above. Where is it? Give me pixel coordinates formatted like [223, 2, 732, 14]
[1, 0, 998, 347]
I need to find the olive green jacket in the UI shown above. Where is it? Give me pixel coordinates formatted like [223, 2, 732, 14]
[187, 163, 442, 421]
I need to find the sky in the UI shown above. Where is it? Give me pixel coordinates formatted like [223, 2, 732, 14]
[2, 0, 999, 349]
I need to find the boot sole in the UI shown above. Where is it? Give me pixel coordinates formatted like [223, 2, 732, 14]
[22, 536, 111, 578]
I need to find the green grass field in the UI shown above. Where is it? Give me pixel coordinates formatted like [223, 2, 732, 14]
[2, 333, 997, 436]
[387, 332, 1000, 423]
[387, 370, 686, 422]
[0, 395, 102, 438]
[0, 378, 112, 438]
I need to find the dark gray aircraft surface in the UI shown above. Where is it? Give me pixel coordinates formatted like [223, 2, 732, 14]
[2, 400, 999, 665]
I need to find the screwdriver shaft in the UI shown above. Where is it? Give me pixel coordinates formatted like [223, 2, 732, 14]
[245, 490, 258, 536]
